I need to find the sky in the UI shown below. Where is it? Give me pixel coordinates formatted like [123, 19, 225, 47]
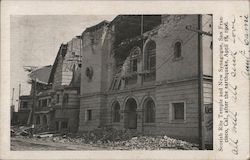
[10, 15, 116, 110]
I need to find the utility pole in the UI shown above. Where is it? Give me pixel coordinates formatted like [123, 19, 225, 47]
[141, 14, 144, 133]
[11, 88, 15, 122]
[197, 15, 205, 150]
[27, 78, 36, 127]
[18, 84, 21, 110]
[32, 78, 37, 125]
[11, 88, 15, 106]
[186, 15, 212, 150]
[23, 66, 38, 135]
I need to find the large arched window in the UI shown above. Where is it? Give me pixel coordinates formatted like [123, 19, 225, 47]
[144, 41, 156, 71]
[174, 41, 182, 58]
[112, 101, 120, 122]
[36, 116, 40, 125]
[144, 98, 155, 123]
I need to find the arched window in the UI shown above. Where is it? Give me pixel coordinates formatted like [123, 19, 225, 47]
[36, 116, 40, 124]
[43, 115, 47, 125]
[144, 41, 156, 71]
[144, 98, 155, 123]
[112, 101, 120, 122]
[130, 47, 141, 73]
[174, 41, 182, 58]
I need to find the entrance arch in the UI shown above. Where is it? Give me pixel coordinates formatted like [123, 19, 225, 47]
[124, 98, 137, 129]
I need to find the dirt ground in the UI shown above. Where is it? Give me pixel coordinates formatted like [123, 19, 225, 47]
[11, 137, 109, 150]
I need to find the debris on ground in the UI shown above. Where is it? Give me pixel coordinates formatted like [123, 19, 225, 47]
[14, 127, 198, 150]
[11, 126, 32, 136]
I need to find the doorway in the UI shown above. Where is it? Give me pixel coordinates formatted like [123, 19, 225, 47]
[124, 98, 137, 129]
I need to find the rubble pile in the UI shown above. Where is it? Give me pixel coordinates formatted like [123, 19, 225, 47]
[11, 126, 32, 136]
[44, 127, 198, 150]
[105, 136, 199, 150]
[13, 127, 199, 150]
[81, 127, 140, 143]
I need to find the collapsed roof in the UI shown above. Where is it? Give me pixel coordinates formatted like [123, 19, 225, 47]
[110, 15, 162, 59]
[48, 44, 68, 84]
[29, 65, 52, 85]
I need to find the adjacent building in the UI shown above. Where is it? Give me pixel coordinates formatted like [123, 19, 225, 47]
[14, 95, 32, 125]
[18, 37, 81, 133]
[45, 37, 82, 133]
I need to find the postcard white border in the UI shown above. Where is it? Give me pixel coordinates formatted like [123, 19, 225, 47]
[1, 1, 249, 160]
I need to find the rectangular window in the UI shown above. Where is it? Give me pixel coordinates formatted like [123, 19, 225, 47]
[42, 99, 47, 107]
[132, 59, 137, 72]
[55, 121, 59, 130]
[38, 100, 41, 107]
[87, 110, 92, 121]
[22, 101, 28, 108]
[61, 121, 68, 129]
[63, 94, 69, 104]
[56, 94, 60, 103]
[172, 102, 185, 120]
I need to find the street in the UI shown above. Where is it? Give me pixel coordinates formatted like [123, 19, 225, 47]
[11, 137, 108, 150]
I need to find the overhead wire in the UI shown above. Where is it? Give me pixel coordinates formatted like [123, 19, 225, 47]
[80, 16, 212, 74]
[154, 18, 212, 71]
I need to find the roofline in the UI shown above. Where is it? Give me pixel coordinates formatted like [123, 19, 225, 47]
[28, 65, 52, 85]
[48, 43, 68, 84]
[82, 20, 110, 34]
[29, 65, 52, 74]
[19, 95, 32, 99]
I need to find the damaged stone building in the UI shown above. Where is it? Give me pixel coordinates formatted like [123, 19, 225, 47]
[78, 15, 213, 145]
[18, 37, 82, 133]
[45, 36, 81, 133]
[17, 14, 212, 146]
[16, 65, 52, 126]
